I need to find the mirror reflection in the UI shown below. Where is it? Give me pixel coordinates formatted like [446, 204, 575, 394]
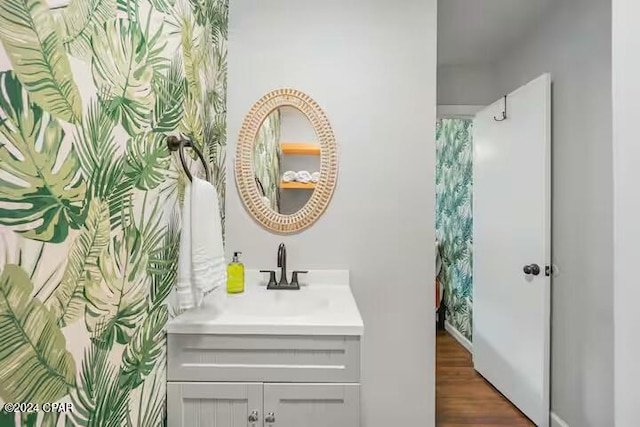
[253, 106, 321, 215]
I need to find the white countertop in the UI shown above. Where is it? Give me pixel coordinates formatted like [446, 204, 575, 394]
[167, 269, 364, 336]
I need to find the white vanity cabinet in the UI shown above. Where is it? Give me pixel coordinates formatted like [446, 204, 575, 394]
[167, 334, 361, 427]
[166, 270, 364, 427]
[167, 382, 359, 427]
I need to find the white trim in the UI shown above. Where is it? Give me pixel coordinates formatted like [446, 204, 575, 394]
[444, 321, 472, 353]
[551, 412, 569, 427]
[437, 105, 484, 119]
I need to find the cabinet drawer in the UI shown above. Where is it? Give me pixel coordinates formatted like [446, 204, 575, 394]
[168, 334, 360, 383]
[264, 383, 360, 427]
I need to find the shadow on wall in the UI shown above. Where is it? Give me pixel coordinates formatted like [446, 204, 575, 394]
[435, 119, 473, 340]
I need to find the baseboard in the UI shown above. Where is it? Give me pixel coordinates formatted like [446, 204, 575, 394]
[551, 412, 569, 427]
[444, 321, 473, 353]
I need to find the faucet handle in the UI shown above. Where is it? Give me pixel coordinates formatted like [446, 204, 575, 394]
[291, 270, 308, 288]
[259, 270, 277, 287]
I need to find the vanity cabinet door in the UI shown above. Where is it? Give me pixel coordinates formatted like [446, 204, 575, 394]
[263, 383, 359, 427]
[167, 382, 263, 427]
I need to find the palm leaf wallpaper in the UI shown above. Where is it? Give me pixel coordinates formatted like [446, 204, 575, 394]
[253, 110, 282, 211]
[436, 119, 473, 340]
[0, 0, 227, 424]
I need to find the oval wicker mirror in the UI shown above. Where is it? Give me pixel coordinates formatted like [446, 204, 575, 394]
[235, 89, 338, 233]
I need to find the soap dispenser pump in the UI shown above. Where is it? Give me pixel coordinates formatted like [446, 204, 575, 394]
[227, 252, 245, 294]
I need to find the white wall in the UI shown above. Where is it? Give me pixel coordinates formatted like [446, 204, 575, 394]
[492, 1, 613, 426]
[613, 1, 640, 425]
[437, 63, 498, 106]
[226, 1, 437, 426]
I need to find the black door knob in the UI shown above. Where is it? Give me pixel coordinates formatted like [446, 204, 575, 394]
[523, 264, 541, 276]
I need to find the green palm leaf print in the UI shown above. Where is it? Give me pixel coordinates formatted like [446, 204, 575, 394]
[0, 0, 83, 123]
[0, 0, 228, 424]
[74, 98, 117, 175]
[119, 305, 167, 389]
[84, 224, 149, 348]
[0, 71, 87, 243]
[0, 265, 76, 404]
[149, 0, 175, 13]
[180, 91, 204, 144]
[152, 55, 186, 133]
[74, 99, 136, 231]
[135, 368, 165, 427]
[180, 14, 202, 101]
[125, 132, 171, 191]
[148, 213, 179, 312]
[436, 119, 473, 340]
[70, 343, 129, 427]
[60, 0, 117, 60]
[46, 199, 111, 327]
[91, 19, 156, 136]
[40, 411, 60, 427]
[189, 0, 228, 44]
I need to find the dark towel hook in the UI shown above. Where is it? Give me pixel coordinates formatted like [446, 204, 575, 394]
[167, 135, 211, 182]
[494, 95, 508, 121]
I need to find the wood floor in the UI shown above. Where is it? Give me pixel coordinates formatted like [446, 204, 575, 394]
[436, 330, 534, 426]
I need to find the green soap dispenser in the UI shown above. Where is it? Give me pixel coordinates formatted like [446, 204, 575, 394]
[227, 252, 245, 294]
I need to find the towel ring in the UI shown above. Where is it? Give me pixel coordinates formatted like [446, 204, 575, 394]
[167, 136, 211, 182]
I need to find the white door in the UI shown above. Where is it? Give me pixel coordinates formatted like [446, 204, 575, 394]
[167, 382, 263, 427]
[472, 74, 551, 426]
[263, 384, 359, 427]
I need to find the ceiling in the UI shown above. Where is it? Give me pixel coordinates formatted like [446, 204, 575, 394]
[438, 0, 554, 67]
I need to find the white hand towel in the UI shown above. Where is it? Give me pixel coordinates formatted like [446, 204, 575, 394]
[176, 180, 195, 310]
[176, 178, 227, 312]
[282, 170, 297, 182]
[191, 177, 227, 305]
[296, 170, 311, 183]
[310, 172, 321, 183]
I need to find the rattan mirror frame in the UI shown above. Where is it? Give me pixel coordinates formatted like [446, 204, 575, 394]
[235, 89, 338, 233]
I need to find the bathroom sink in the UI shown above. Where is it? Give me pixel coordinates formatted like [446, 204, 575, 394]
[167, 269, 363, 336]
[232, 289, 330, 317]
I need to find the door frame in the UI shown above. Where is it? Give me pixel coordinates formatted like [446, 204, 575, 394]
[436, 98, 552, 426]
[437, 105, 484, 119]
[435, 104, 484, 354]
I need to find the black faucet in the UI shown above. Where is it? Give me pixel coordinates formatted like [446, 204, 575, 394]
[260, 243, 308, 290]
[277, 243, 288, 286]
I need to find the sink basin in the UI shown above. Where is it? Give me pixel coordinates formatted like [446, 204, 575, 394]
[232, 290, 330, 317]
[167, 269, 363, 336]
